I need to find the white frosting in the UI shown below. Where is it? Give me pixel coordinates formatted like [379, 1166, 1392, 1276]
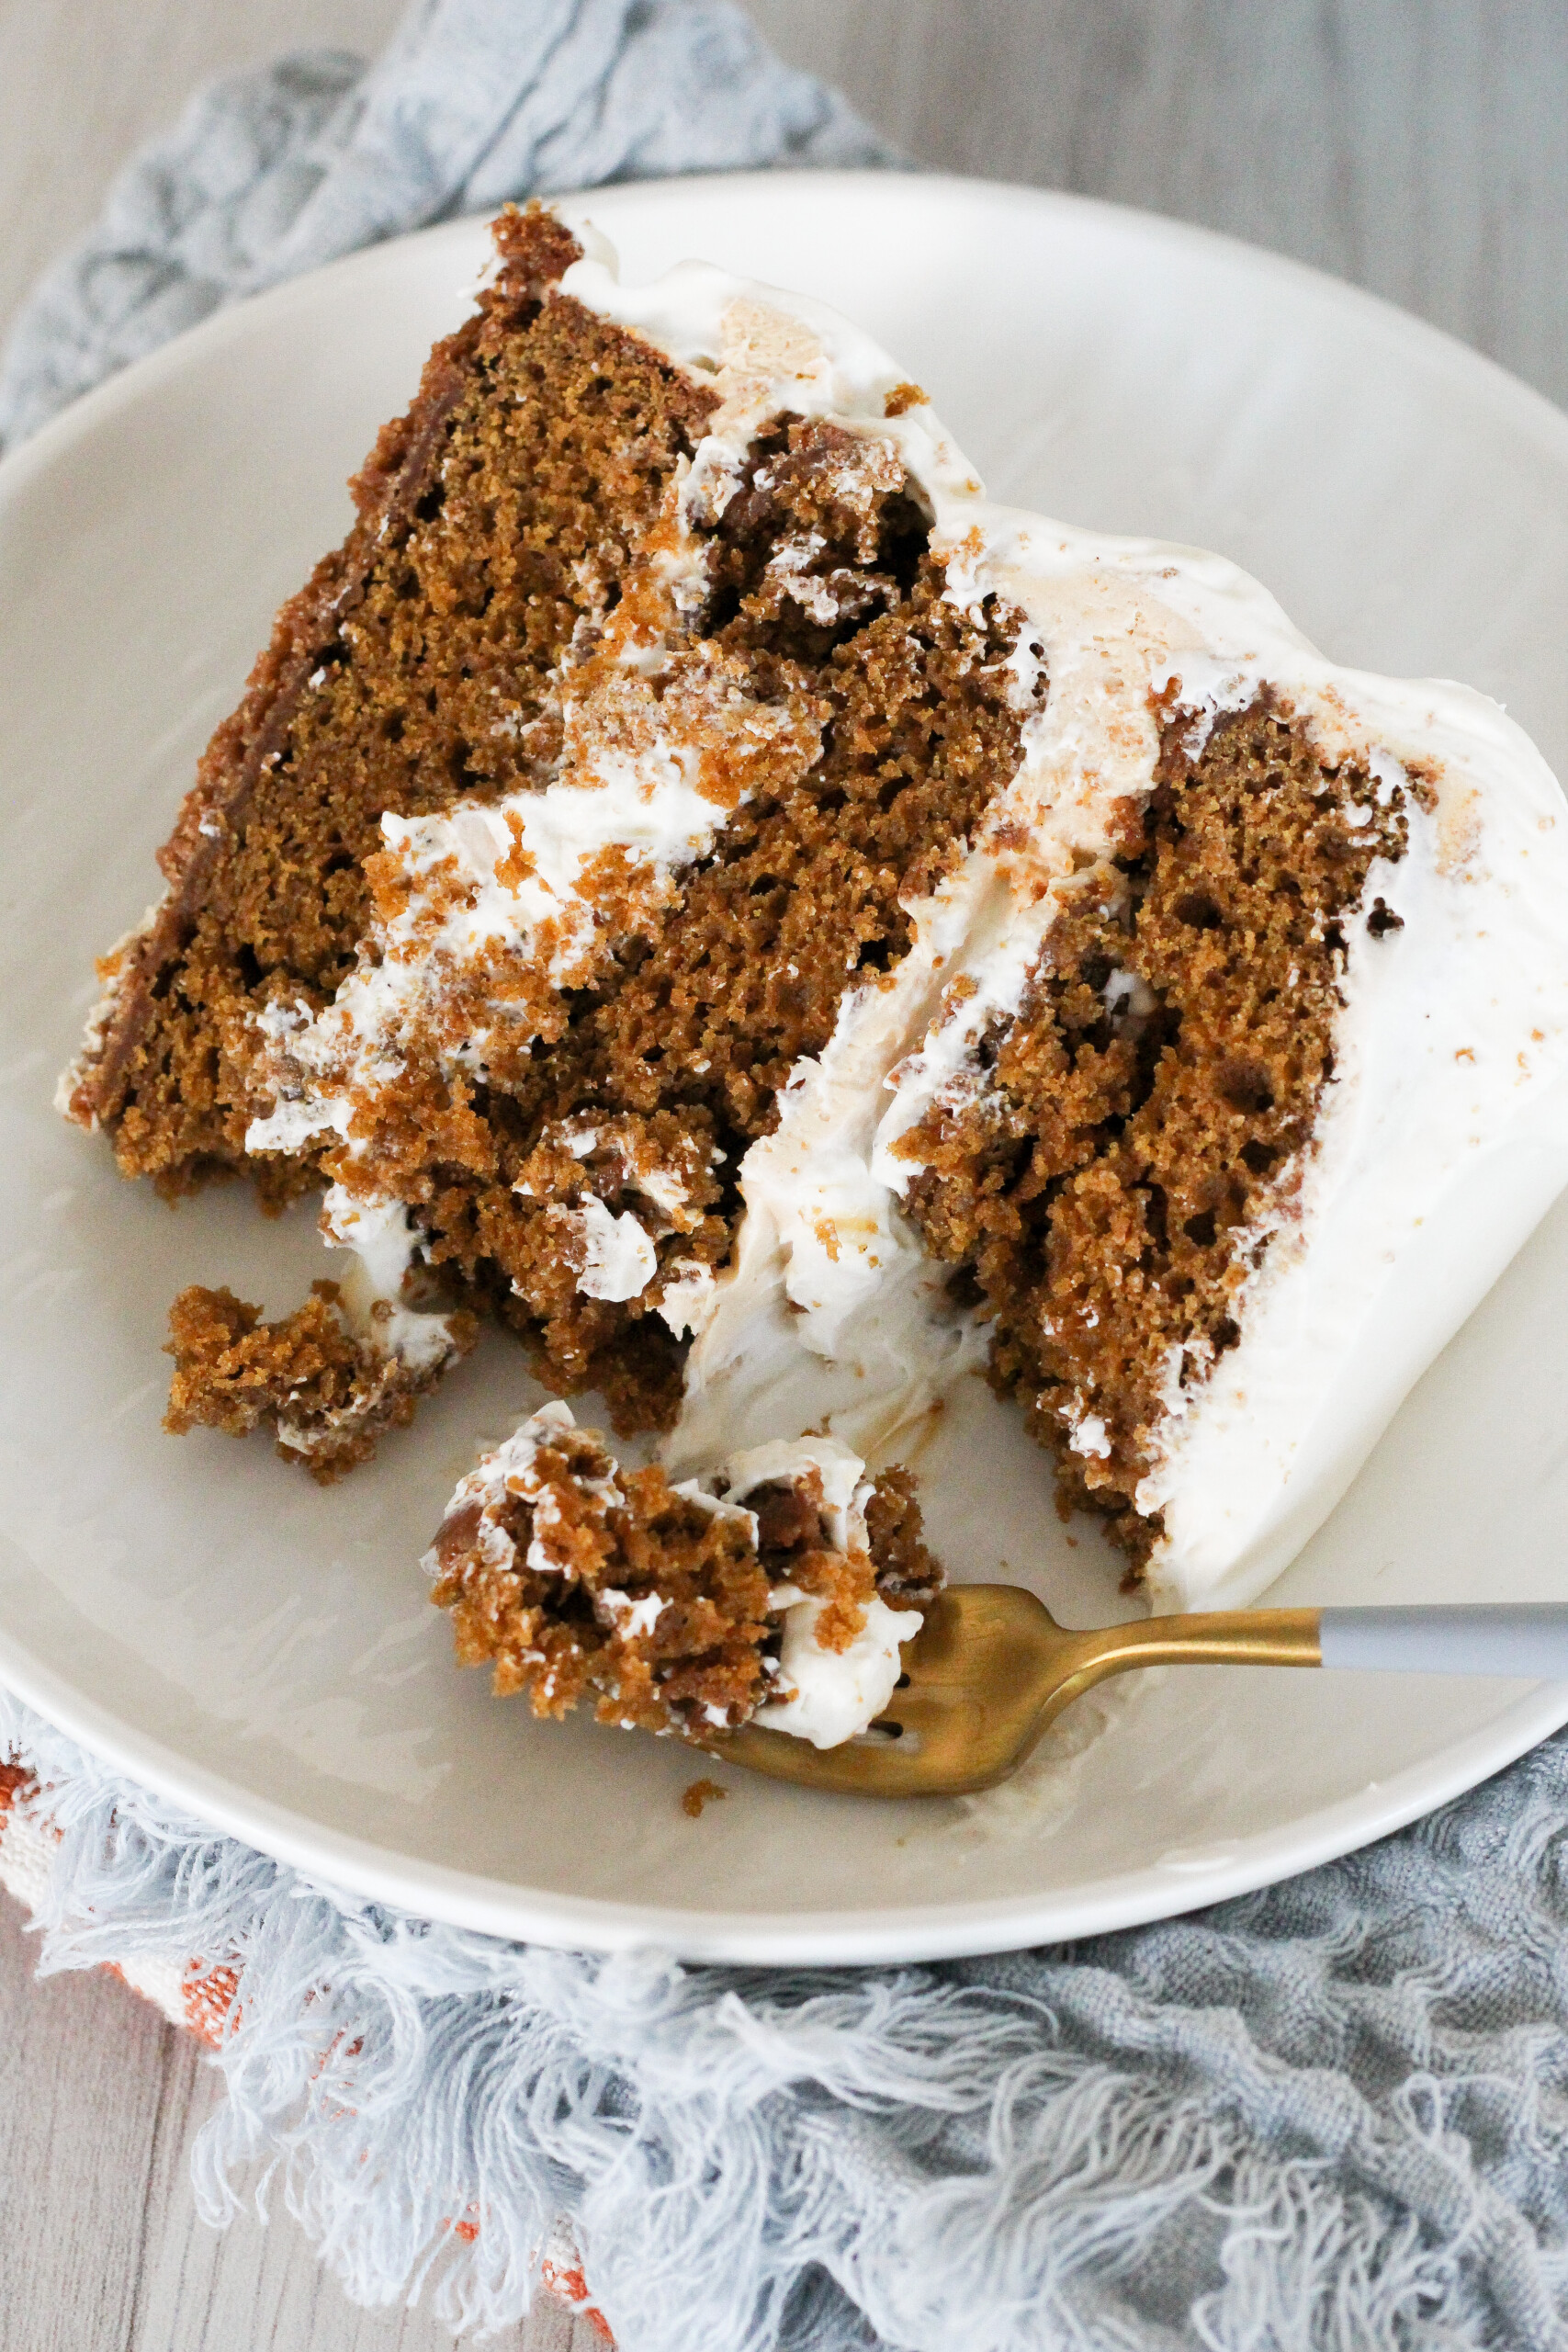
[600, 1587, 665, 1640]
[656, 1259, 717, 1339]
[570, 1194, 658, 1303]
[716, 1434, 921, 1747]
[319, 1186, 460, 1374]
[721, 1432, 870, 1549]
[754, 1585, 915, 1750]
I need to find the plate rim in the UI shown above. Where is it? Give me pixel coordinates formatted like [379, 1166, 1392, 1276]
[8, 171, 1568, 496]
[5, 168, 1568, 1964]
[2, 1619, 1563, 1962]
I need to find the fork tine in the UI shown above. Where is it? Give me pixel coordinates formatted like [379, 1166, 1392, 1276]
[705, 1585, 1066, 1798]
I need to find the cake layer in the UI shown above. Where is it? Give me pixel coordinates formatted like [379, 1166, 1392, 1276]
[892, 695, 1419, 1572]
[226, 220, 1032, 1439]
[60, 207, 708, 1191]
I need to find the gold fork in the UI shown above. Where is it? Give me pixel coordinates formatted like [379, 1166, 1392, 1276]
[703, 1587, 1568, 1798]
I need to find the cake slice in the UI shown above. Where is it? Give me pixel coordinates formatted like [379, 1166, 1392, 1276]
[61, 201, 1568, 1750]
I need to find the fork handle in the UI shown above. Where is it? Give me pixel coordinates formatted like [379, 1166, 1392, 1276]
[1318, 1603, 1568, 1677]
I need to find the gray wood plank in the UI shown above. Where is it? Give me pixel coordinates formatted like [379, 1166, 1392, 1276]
[750, 0, 1568, 409]
[130, 2117, 541, 2352]
[0, 1891, 589, 2352]
[0, 1890, 192, 2352]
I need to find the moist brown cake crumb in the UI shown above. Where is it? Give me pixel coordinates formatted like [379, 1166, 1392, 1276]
[321, 452, 1032, 1440]
[426, 1413, 942, 1736]
[681, 1777, 728, 1818]
[165, 1282, 476, 1481]
[862, 1465, 943, 1607]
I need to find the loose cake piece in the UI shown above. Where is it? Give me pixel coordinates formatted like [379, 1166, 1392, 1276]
[164, 1266, 477, 1478]
[424, 1403, 939, 1747]
[62, 198, 1568, 1731]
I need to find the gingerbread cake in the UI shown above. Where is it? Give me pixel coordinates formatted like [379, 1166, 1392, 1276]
[60, 202, 1568, 1752]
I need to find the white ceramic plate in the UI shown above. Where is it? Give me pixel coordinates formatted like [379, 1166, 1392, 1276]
[4, 172, 1568, 1965]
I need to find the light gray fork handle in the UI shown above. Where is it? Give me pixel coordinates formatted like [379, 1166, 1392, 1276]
[1319, 1604, 1568, 1679]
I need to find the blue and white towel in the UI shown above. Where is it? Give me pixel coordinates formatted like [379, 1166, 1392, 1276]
[4, 6, 1567, 2346]
[0, 0, 895, 447]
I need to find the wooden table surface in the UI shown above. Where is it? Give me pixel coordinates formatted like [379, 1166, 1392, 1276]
[2, 5, 1564, 2346]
